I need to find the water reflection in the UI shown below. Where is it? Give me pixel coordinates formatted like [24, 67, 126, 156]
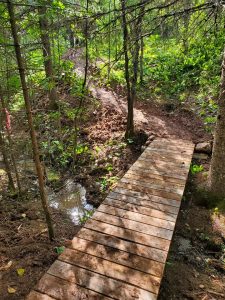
[48, 179, 94, 225]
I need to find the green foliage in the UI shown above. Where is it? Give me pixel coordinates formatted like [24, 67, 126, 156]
[79, 210, 94, 224]
[54, 246, 65, 254]
[190, 164, 204, 175]
[99, 176, 119, 192]
[143, 32, 223, 99]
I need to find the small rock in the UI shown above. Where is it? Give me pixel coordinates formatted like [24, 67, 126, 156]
[178, 237, 192, 253]
[193, 153, 209, 160]
[194, 271, 199, 278]
[199, 284, 205, 289]
[26, 211, 38, 220]
[195, 142, 212, 154]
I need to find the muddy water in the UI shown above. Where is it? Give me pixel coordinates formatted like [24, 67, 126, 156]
[47, 179, 94, 225]
[1, 158, 95, 225]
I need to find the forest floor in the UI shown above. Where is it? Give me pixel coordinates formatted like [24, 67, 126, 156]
[0, 49, 224, 299]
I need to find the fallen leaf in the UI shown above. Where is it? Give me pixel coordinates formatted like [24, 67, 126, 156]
[0, 260, 12, 271]
[17, 268, 25, 276]
[8, 287, 16, 294]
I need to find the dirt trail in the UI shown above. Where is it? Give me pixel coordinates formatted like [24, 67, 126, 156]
[64, 49, 153, 125]
[63, 48, 210, 144]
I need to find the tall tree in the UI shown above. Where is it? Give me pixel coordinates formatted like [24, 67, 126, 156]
[38, 4, 58, 109]
[0, 93, 22, 194]
[121, 0, 134, 139]
[0, 114, 15, 192]
[7, 0, 54, 240]
[209, 47, 225, 197]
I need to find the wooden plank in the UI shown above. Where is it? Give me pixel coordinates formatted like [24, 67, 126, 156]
[138, 151, 190, 165]
[130, 162, 188, 178]
[143, 146, 192, 157]
[77, 228, 168, 263]
[84, 219, 171, 251]
[98, 204, 175, 230]
[120, 177, 184, 196]
[125, 170, 185, 186]
[129, 165, 187, 180]
[135, 155, 191, 168]
[69, 237, 164, 277]
[133, 160, 189, 174]
[148, 146, 193, 154]
[105, 196, 177, 221]
[151, 138, 193, 147]
[26, 291, 55, 300]
[35, 273, 111, 300]
[48, 260, 157, 300]
[111, 188, 181, 208]
[116, 181, 182, 201]
[91, 211, 173, 240]
[59, 248, 161, 293]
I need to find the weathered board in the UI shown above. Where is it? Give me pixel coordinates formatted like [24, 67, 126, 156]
[27, 138, 194, 300]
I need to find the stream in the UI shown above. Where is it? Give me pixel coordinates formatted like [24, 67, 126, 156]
[47, 179, 94, 225]
[0, 158, 94, 225]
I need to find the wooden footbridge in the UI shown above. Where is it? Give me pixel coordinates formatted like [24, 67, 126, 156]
[27, 138, 194, 300]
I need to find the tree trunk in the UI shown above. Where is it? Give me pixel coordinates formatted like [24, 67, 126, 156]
[208, 47, 225, 197]
[121, 0, 134, 139]
[108, 0, 111, 80]
[7, 0, 54, 240]
[140, 36, 144, 84]
[0, 95, 22, 194]
[0, 117, 15, 192]
[38, 5, 58, 110]
[73, 0, 89, 168]
[67, 26, 75, 48]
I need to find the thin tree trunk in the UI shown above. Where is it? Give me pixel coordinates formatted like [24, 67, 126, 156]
[72, 0, 89, 168]
[38, 5, 58, 110]
[121, 0, 134, 139]
[208, 47, 225, 197]
[7, 0, 54, 240]
[0, 95, 22, 194]
[140, 36, 144, 84]
[0, 117, 15, 192]
[114, 0, 118, 61]
[82, 0, 89, 94]
[108, 0, 111, 80]
[131, 1, 145, 109]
